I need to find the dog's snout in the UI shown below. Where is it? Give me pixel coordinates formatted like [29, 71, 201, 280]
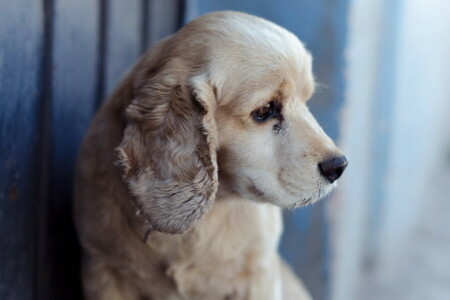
[318, 156, 348, 183]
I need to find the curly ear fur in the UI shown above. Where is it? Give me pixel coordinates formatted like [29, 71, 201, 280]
[116, 72, 218, 234]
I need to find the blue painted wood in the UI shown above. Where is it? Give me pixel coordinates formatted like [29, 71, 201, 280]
[103, 0, 142, 98]
[0, 0, 185, 298]
[0, 1, 44, 299]
[44, 0, 101, 298]
[191, 1, 350, 299]
[146, 0, 182, 47]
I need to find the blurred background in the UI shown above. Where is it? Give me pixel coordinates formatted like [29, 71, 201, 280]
[1, 0, 449, 299]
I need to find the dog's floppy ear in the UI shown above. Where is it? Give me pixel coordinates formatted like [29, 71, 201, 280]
[116, 72, 218, 234]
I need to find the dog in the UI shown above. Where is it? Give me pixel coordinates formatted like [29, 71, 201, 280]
[74, 11, 348, 300]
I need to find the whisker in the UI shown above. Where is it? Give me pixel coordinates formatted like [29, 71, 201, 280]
[314, 81, 337, 95]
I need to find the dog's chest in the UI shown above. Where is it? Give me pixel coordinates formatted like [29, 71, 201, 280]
[158, 199, 283, 299]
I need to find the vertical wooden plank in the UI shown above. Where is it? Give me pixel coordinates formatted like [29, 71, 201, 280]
[190, 1, 350, 299]
[0, 1, 44, 299]
[36, 0, 54, 298]
[43, 0, 100, 298]
[145, 0, 183, 47]
[103, 0, 142, 98]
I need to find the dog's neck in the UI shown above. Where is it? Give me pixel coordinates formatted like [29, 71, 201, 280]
[147, 192, 283, 257]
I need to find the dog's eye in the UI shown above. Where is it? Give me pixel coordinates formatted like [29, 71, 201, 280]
[251, 101, 281, 123]
[252, 104, 273, 122]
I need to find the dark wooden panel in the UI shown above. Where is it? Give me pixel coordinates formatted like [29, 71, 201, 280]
[103, 0, 142, 98]
[42, 0, 101, 299]
[0, 1, 44, 299]
[1, 0, 185, 298]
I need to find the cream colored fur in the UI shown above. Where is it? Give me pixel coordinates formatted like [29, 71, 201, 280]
[74, 11, 344, 300]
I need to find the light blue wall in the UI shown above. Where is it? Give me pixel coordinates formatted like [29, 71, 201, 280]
[333, 1, 450, 299]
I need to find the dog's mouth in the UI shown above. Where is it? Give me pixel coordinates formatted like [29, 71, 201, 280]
[286, 183, 336, 209]
[242, 175, 336, 209]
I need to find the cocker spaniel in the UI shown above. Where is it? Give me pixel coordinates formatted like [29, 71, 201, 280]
[74, 11, 348, 300]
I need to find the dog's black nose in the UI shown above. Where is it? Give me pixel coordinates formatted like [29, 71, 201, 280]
[318, 156, 348, 183]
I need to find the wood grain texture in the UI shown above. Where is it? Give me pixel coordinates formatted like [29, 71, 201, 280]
[0, 0, 183, 298]
[0, 1, 44, 299]
[45, 0, 100, 298]
[146, 0, 182, 47]
[103, 0, 142, 98]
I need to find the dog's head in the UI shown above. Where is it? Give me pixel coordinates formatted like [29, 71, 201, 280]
[116, 11, 347, 234]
